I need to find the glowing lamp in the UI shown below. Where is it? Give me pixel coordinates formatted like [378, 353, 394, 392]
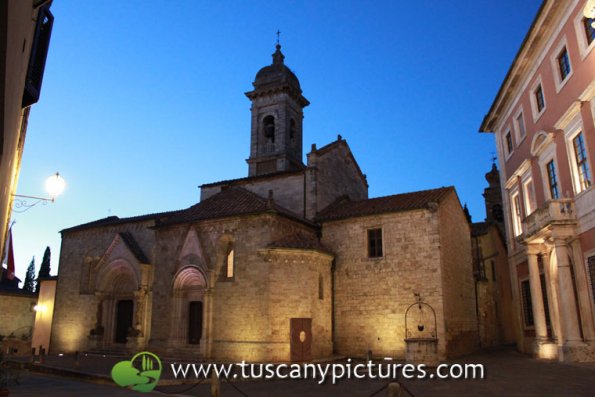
[45, 172, 66, 201]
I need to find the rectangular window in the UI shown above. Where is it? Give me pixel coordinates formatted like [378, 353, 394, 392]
[572, 132, 592, 191]
[588, 256, 595, 307]
[511, 192, 523, 236]
[521, 280, 534, 327]
[534, 84, 545, 113]
[546, 160, 559, 199]
[584, 17, 595, 45]
[505, 131, 514, 155]
[523, 179, 536, 215]
[367, 228, 383, 258]
[557, 47, 571, 81]
[516, 112, 526, 140]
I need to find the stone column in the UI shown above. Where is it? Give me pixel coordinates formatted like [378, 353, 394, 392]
[527, 248, 548, 342]
[542, 253, 561, 342]
[552, 240, 582, 344]
[204, 287, 214, 358]
[569, 239, 595, 341]
[133, 288, 147, 336]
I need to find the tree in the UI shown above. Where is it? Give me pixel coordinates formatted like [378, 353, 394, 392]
[36, 246, 51, 292]
[23, 257, 36, 293]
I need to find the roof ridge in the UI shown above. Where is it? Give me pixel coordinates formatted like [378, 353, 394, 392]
[316, 186, 455, 222]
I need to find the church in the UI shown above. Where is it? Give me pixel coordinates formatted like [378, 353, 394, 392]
[49, 44, 480, 362]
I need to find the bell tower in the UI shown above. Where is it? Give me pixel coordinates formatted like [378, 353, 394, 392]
[245, 44, 309, 176]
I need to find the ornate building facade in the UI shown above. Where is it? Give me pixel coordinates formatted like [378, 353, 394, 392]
[50, 44, 479, 362]
[480, 0, 595, 362]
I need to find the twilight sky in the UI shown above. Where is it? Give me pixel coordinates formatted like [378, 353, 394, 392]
[11, 0, 542, 281]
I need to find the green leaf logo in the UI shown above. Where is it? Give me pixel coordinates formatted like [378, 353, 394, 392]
[111, 351, 162, 393]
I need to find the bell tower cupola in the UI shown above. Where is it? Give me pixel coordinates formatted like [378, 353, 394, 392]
[245, 43, 310, 176]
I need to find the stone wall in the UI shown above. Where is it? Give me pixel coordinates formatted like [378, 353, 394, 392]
[437, 192, 479, 357]
[306, 140, 368, 218]
[200, 172, 306, 217]
[322, 209, 447, 359]
[474, 225, 516, 348]
[150, 213, 331, 362]
[0, 290, 36, 339]
[51, 220, 156, 353]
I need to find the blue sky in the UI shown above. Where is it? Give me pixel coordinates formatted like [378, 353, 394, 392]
[11, 0, 542, 280]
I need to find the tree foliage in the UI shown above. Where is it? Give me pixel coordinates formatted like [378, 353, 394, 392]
[36, 246, 51, 292]
[23, 257, 36, 293]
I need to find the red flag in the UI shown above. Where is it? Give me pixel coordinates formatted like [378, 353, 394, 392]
[6, 228, 15, 280]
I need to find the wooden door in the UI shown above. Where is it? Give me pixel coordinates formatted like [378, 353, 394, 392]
[114, 300, 133, 343]
[188, 301, 203, 344]
[290, 318, 312, 361]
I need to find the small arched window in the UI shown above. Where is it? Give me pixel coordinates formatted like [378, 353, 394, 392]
[263, 116, 275, 143]
[226, 249, 234, 279]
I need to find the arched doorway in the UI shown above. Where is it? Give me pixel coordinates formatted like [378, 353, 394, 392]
[169, 266, 207, 352]
[95, 260, 139, 347]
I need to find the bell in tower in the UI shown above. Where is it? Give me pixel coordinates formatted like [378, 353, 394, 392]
[245, 43, 310, 176]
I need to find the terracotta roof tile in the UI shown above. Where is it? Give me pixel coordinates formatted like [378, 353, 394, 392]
[268, 234, 332, 254]
[200, 169, 305, 188]
[61, 211, 182, 233]
[160, 187, 313, 226]
[316, 187, 454, 222]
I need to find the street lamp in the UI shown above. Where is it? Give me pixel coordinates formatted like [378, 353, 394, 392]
[12, 172, 66, 213]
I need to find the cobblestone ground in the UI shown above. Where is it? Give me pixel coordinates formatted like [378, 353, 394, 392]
[6, 348, 595, 396]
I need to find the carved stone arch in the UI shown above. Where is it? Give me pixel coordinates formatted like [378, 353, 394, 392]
[92, 258, 140, 347]
[96, 258, 140, 294]
[172, 265, 208, 291]
[530, 130, 554, 157]
[168, 265, 208, 352]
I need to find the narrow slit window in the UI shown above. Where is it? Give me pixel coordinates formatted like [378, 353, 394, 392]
[534, 84, 545, 113]
[583, 17, 595, 45]
[318, 274, 323, 300]
[546, 160, 559, 199]
[226, 249, 234, 279]
[505, 131, 514, 155]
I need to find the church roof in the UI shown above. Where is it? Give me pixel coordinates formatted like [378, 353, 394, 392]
[245, 44, 309, 107]
[316, 186, 454, 222]
[471, 222, 489, 237]
[200, 169, 305, 189]
[118, 232, 149, 263]
[267, 234, 332, 255]
[253, 44, 301, 91]
[158, 187, 314, 227]
[61, 210, 181, 233]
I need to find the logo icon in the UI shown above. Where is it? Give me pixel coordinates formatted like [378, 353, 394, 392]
[111, 351, 162, 393]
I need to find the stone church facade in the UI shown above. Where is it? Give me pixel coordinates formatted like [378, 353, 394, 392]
[50, 44, 479, 362]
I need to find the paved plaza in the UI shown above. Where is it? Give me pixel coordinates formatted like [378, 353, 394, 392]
[5, 348, 595, 396]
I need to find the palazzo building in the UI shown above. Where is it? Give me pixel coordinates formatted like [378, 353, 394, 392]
[480, 0, 595, 362]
